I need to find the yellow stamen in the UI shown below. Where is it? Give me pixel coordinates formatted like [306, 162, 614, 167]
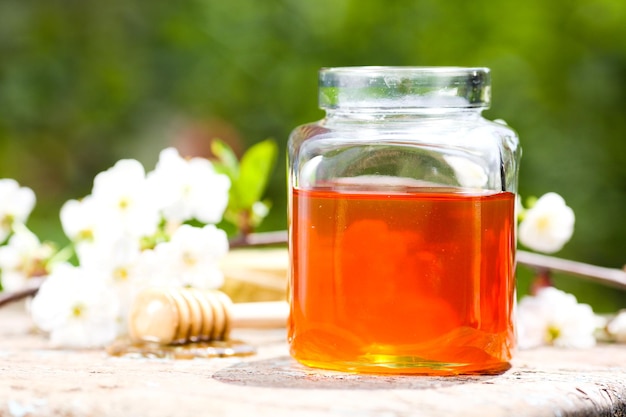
[1, 214, 14, 229]
[536, 215, 550, 232]
[78, 229, 94, 242]
[546, 325, 560, 343]
[182, 252, 197, 267]
[72, 304, 85, 318]
[114, 267, 129, 282]
[118, 198, 130, 210]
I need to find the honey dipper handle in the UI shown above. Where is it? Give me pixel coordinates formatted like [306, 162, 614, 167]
[230, 301, 289, 329]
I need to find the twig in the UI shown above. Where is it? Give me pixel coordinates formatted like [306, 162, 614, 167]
[1, 232, 625, 309]
[234, 233, 626, 291]
[228, 230, 289, 248]
[0, 278, 44, 308]
[0, 232, 290, 308]
[517, 250, 626, 291]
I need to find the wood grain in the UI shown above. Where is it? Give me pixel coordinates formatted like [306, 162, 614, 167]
[1, 304, 625, 416]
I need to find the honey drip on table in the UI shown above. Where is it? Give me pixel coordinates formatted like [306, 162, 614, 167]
[106, 338, 256, 359]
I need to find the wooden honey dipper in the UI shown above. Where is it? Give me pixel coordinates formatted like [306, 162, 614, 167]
[128, 287, 288, 345]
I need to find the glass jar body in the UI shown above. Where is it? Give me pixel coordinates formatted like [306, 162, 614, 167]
[287, 67, 521, 375]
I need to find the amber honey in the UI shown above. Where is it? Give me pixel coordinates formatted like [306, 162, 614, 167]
[288, 186, 516, 375]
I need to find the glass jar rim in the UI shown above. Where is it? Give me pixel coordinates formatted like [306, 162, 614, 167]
[319, 66, 491, 110]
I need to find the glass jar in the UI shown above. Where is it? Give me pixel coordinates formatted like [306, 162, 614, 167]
[287, 67, 521, 375]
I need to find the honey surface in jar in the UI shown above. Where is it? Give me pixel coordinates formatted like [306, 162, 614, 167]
[288, 186, 516, 375]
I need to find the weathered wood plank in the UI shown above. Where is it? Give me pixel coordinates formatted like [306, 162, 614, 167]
[1, 304, 625, 417]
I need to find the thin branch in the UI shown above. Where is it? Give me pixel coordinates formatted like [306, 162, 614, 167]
[517, 250, 626, 291]
[0, 232, 290, 308]
[1, 232, 625, 309]
[228, 234, 626, 291]
[0, 278, 44, 308]
[228, 230, 289, 248]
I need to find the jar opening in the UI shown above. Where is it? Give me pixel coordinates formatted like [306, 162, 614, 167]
[319, 66, 491, 110]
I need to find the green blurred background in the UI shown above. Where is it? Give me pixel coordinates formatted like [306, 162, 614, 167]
[1, 0, 625, 309]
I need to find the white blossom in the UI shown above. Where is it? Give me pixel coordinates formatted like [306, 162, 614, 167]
[12, 149, 237, 347]
[130, 247, 179, 288]
[75, 235, 144, 328]
[443, 155, 488, 189]
[91, 159, 161, 239]
[60, 196, 100, 243]
[607, 310, 626, 343]
[0, 226, 53, 292]
[518, 192, 575, 253]
[60, 196, 116, 265]
[0, 179, 36, 243]
[517, 286, 597, 349]
[147, 147, 230, 224]
[251, 201, 270, 223]
[152, 224, 228, 289]
[30, 263, 120, 348]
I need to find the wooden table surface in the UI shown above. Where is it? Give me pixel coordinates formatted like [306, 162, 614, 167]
[1, 303, 625, 417]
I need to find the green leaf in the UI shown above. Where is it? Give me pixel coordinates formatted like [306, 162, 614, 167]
[525, 196, 538, 209]
[235, 139, 278, 210]
[211, 139, 239, 179]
